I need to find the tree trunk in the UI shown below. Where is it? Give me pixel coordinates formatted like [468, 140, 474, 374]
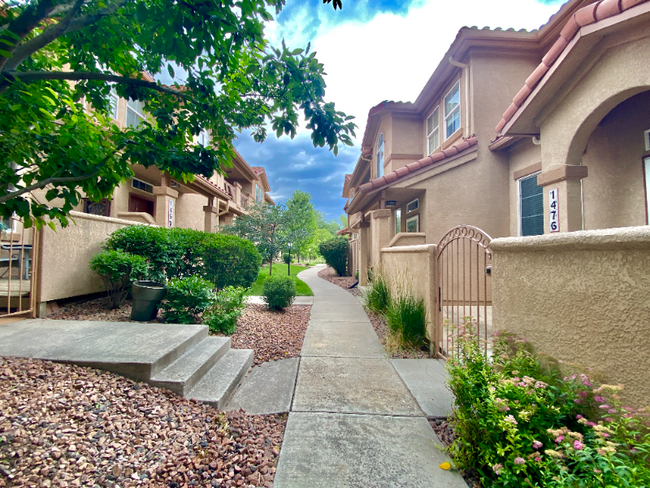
[269, 257, 273, 276]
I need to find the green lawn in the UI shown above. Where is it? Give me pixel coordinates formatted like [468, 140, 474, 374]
[247, 264, 314, 296]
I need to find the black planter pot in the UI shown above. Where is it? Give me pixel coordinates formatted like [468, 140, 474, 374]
[131, 281, 166, 321]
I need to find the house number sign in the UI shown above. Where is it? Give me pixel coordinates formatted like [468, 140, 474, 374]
[549, 188, 559, 233]
[168, 199, 174, 228]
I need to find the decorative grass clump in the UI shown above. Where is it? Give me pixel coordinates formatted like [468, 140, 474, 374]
[364, 274, 391, 314]
[387, 294, 427, 348]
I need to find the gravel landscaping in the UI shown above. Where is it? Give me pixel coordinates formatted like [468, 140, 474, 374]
[316, 267, 360, 296]
[218, 304, 310, 367]
[0, 356, 285, 488]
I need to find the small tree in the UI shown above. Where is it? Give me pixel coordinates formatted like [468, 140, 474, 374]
[222, 202, 288, 276]
[285, 190, 317, 262]
[89, 250, 149, 309]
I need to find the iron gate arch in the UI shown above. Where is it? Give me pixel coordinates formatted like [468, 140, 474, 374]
[434, 225, 492, 359]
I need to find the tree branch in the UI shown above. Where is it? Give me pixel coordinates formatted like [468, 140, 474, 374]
[0, 171, 99, 204]
[3, 0, 89, 71]
[0, 70, 191, 99]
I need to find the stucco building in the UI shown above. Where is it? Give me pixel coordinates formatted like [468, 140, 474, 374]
[342, 0, 650, 285]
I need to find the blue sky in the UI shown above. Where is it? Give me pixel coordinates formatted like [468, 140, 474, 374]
[234, 0, 565, 221]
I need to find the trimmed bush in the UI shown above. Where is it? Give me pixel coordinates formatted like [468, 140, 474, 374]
[104, 225, 205, 281]
[282, 252, 291, 264]
[89, 250, 149, 309]
[263, 275, 296, 311]
[160, 275, 214, 323]
[364, 274, 391, 314]
[201, 234, 262, 289]
[319, 237, 348, 276]
[202, 286, 248, 335]
[387, 294, 427, 347]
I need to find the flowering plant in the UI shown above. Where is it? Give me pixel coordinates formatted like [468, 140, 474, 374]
[445, 320, 650, 487]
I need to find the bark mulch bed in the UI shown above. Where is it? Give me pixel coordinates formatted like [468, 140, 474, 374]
[219, 304, 310, 367]
[0, 357, 285, 488]
[49, 297, 311, 368]
[316, 267, 360, 297]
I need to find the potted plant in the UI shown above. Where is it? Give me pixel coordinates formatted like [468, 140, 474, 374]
[131, 280, 167, 321]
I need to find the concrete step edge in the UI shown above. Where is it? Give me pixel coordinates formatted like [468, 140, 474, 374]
[149, 325, 209, 378]
[149, 336, 231, 396]
[187, 349, 254, 410]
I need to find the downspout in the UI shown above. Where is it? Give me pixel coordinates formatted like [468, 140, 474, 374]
[449, 56, 470, 136]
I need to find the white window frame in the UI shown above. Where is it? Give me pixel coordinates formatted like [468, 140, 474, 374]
[517, 171, 542, 236]
[426, 106, 440, 155]
[395, 208, 401, 235]
[406, 214, 419, 233]
[377, 133, 384, 178]
[198, 129, 211, 147]
[107, 87, 119, 120]
[443, 80, 461, 140]
[126, 98, 145, 128]
[407, 198, 419, 214]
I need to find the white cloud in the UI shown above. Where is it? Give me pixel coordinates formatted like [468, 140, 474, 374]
[268, 0, 562, 143]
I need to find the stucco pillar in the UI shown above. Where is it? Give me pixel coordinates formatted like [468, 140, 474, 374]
[153, 185, 179, 228]
[371, 209, 392, 268]
[203, 197, 218, 233]
[537, 165, 588, 233]
[359, 226, 369, 286]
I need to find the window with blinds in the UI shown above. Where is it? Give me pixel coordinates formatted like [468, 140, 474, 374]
[519, 172, 544, 236]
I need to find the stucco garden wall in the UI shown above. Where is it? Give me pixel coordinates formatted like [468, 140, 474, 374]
[380, 244, 437, 341]
[39, 212, 148, 305]
[490, 226, 650, 407]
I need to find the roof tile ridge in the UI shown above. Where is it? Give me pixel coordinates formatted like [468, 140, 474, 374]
[495, 0, 647, 135]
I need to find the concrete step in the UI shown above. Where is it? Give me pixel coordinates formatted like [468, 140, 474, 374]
[187, 349, 254, 409]
[149, 337, 231, 396]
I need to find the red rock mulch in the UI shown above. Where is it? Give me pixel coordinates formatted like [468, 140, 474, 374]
[225, 304, 310, 367]
[0, 357, 285, 488]
[316, 267, 361, 296]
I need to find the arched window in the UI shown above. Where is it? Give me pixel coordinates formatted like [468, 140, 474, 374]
[377, 133, 384, 178]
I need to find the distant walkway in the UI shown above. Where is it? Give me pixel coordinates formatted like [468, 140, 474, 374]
[274, 265, 467, 488]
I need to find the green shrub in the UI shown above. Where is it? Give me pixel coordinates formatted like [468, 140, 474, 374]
[89, 250, 149, 309]
[263, 275, 296, 311]
[282, 252, 291, 264]
[200, 234, 262, 289]
[364, 274, 391, 314]
[104, 225, 205, 281]
[446, 325, 650, 487]
[319, 237, 348, 276]
[160, 275, 214, 323]
[386, 293, 427, 347]
[202, 286, 248, 335]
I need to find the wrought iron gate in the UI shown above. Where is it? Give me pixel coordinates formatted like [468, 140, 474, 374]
[434, 225, 492, 359]
[1, 216, 39, 318]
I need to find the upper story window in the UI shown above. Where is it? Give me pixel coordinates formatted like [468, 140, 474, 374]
[107, 88, 119, 120]
[426, 107, 439, 155]
[255, 185, 263, 203]
[444, 80, 461, 140]
[376, 133, 384, 178]
[126, 98, 145, 128]
[518, 172, 544, 236]
[198, 129, 211, 147]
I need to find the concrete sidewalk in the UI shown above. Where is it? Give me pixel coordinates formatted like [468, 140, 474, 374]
[274, 265, 467, 488]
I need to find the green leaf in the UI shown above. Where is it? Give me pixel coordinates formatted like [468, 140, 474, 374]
[167, 64, 175, 79]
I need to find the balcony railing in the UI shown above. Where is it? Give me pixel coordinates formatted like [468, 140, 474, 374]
[240, 195, 249, 209]
[224, 181, 235, 198]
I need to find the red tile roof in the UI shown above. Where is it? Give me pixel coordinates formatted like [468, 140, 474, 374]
[250, 166, 265, 174]
[495, 0, 650, 135]
[357, 136, 478, 196]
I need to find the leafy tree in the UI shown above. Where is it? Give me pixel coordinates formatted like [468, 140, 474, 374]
[0, 0, 355, 228]
[285, 189, 317, 262]
[222, 202, 288, 276]
[338, 213, 348, 231]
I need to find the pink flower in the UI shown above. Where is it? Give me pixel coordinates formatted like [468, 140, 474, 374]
[555, 436, 564, 444]
[514, 457, 525, 465]
[492, 464, 503, 475]
[599, 405, 611, 409]
[605, 417, 614, 422]
[587, 421, 596, 427]
[608, 409, 616, 414]
[574, 440, 584, 450]
[576, 415, 584, 419]
[532, 441, 543, 450]
[595, 396, 606, 403]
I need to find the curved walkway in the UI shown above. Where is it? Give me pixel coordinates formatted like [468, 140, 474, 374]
[274, 265, 467, 488]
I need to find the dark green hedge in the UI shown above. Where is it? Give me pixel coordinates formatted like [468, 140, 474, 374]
[201, 234, 261, 289]
[319, 237, 348, 276]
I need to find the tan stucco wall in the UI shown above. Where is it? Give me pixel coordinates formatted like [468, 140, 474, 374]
[175, 192, 207, 231]
[369, 210, 392, 269]
[490, 226, 650, 408]
[507, 141, 543, 236]
[387, 116, 424, 174]
[39, 212, 150, 303]
[380, 244, 437, 340]
[582, 90, 649, 230]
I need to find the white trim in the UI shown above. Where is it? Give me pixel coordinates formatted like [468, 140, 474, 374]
[406, 214, 419, 233]
[394, 208, 401, 235]
[426, 106, 439, 155]
[108, 88, 119, 120]
[443, 80, 461, 140]
[377, 133, 385, 178]
[644, 157, 650, 224]
[126, 98, 145, 128]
